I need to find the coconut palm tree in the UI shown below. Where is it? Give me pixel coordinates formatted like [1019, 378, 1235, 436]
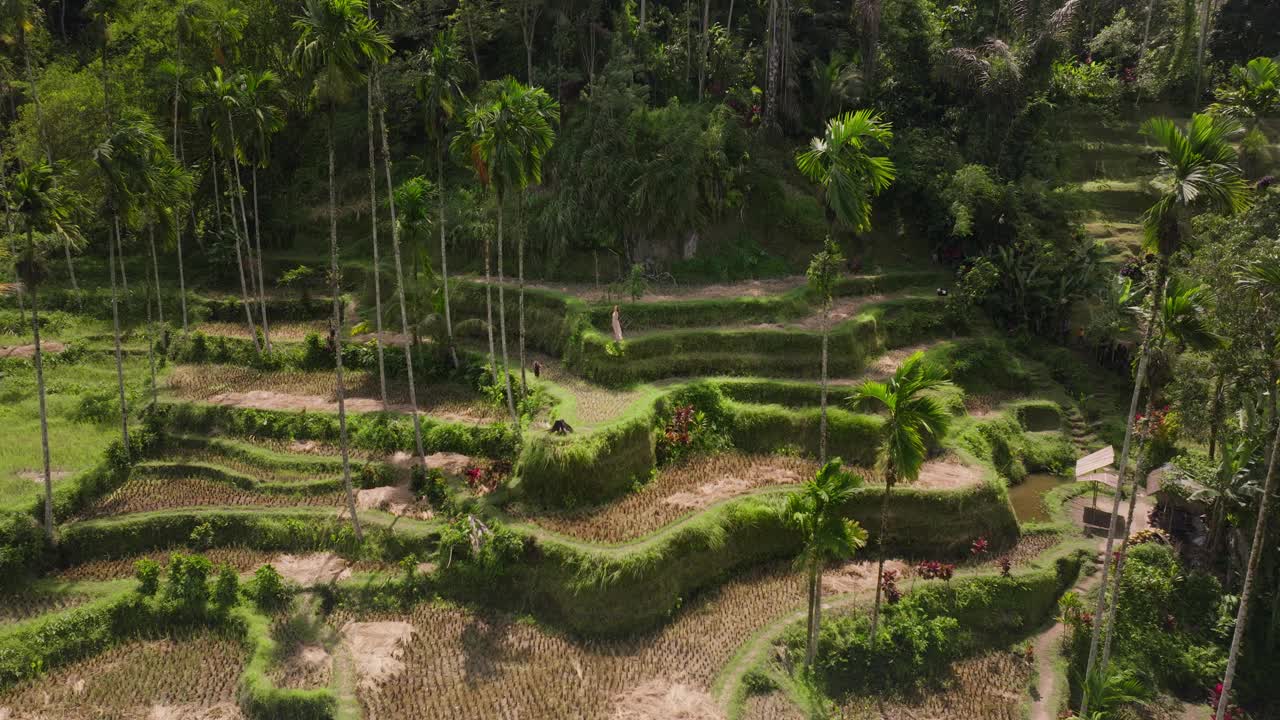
[195, 66, 260, 353]
[452, 77, 558, 434]
[293, 0, 392, 543]
[796, 110, 895, 465]
[238, 68, 287, 353]
[849, 351, 954, 644]
[142, 160, 194, 330]
[1212, 258, 1280, 720]
[0, 0, 80, 293]
[785, 458, 869, 667]
[806, 237, 845, 464]
[7, 160, 77, 540]
[166, 0, 208, 332]
[1080, 113, 1251, 713]
[417, 28, 469, 369]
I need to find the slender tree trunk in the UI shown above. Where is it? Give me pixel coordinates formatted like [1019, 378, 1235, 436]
[148, 226, 164, 326]
[1135, 0, 1156, 106]
[804, 564, 818, 666]
[223, 154, 261, 354]
[251, 167, 270, 350]
[763, 0, 781, 129]
[329, 105, 363, 543]
[172, 26, 187, 332]
[366, 76, 388, 408]
[109, 217, 130, 450]
[438, 147, 458, 368]
[118, 231, 129, 293]
[1081, 261, 1168, 716]
[819, 301, 830, 464]
[227, 117, 264, 353]
[0, 151, 23, 325]
[1099, 391, 1159, 673]
[22, 26, 78, 294]
[640, 0, 646, 30]
[376, 72, 426, 463]
[726, 0, 735, 34]
[464, 10, 481, 78]
[145, 278, 158, 407]
[484, 221, 498, 385]
[518, 197, 527, 399]
[28, 228, 55, 541]
[1215, 407, 1279, 720]
[1193, 0, 1212, 101]
[212, 156, 225, 236]
[1209, 371, 1225, 460]
[496, 195, 520, 434]
[868, 477, 892, 646]
[698, 0, 710, 100]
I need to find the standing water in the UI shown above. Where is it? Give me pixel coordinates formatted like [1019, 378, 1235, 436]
[1009, 473, 1070, 523]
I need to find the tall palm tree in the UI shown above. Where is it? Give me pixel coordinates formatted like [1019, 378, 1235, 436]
[142, 160, 194, 329]
[796, 110, 895, 465]
[452, 77, 558, 434]
[94, 118, 167, 451]
[293, 0, 392, 543]
[1213, 258, 1280, 720]
[1, 0, 79, 293]
[806, 237, 845, 464]
[1080, 113, 1251, 714]
[417, 29, 468, 369]
[362, 0, 388, 407]
[7, 160, 76, 540]
[784, 458, 869, 667]
[238, 68, 287, 353]
[168, 0, 208, 332]
[1098, 278, 1224, 670]
[195, 66, 260, 353]
[849, 352, 954, 643]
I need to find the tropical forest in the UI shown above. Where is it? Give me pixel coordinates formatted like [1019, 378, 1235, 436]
[0, 0, 1277, 717]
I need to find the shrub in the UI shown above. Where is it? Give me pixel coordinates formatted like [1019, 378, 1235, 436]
[212, 565, 240, 611]
[134, 558, 161, 596]
[245, 565, 292, 611]
[161, 553, 213, 618]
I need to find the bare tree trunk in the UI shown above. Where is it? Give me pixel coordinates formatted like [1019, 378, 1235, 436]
[438, 148, 458, 368]
[118, 231, 129, 293]
[763, 0, 781, 129]
[819, 302, 830, 464]
[227, 116, 265, 354]
[109, 217, 130, 450]
[726, 0, 735, 33]
[27, 228, 55, 541]
[1209, 371, 1225, 460]
[1135, 0, 1156, 106]
[224, 158, 261, 354]
[804, 565, 818, 666]
[496, 195, 520, 435]
[868, 478, 892, 646]
[0, 149, 24, 324]
[1193, 0, 1212, 101]
[640, 0, 646, 30]
[173, 22, 187, 332]
[699, 0, 710, 100]
[329, 105, 363, 543]
[1081, 261, 1167, 716]
[484, 220, 498, 386]
[145, 277, 158, 407]
[376, 71, 427, 463]
[212, 157, 225, 236]
[518, 197, 528, 399]
[251, 167, 271, 350]
[367, 76, 388, 408]
[1215, 409, 1279, 720]
[148, 226, 164, 326]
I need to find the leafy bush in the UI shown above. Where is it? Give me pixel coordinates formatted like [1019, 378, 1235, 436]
[161, 553, 212, 617]
[245, 564, 292, 611]
[212, 565, 240, 611]
[134, 558, 161, 596]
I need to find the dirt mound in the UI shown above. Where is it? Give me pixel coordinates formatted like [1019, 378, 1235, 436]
[610, 680, 723, 720]
[387, 451, 473, 478]
[914, 459, 984, 489]
[342, 621, 415, 690]
[0, 341, 64, 359]
[822, 560, 909, 596]
[269, 553, 351, 586]
[354, 484, 429, 518]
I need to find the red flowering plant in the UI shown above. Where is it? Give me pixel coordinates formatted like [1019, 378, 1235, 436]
[462, 465, 501, 496]
[1209, 683, 1246, 720]
[916, 561, 955, 581]
[971, 536, 989, 558]
[881, 569, 902, 604]
[655, 402, 731, 465]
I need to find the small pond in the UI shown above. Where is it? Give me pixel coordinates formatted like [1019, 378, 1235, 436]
[1009, 473, 1070, 523]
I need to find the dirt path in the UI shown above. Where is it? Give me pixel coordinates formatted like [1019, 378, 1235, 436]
[0, 341, 64, 359]
[1027, 493, 1153, 720]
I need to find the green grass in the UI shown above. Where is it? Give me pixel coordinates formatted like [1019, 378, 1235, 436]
[0, 354, 157, 513]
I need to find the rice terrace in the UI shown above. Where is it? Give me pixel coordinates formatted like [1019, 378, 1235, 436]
[0, 0, 1277, 718]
